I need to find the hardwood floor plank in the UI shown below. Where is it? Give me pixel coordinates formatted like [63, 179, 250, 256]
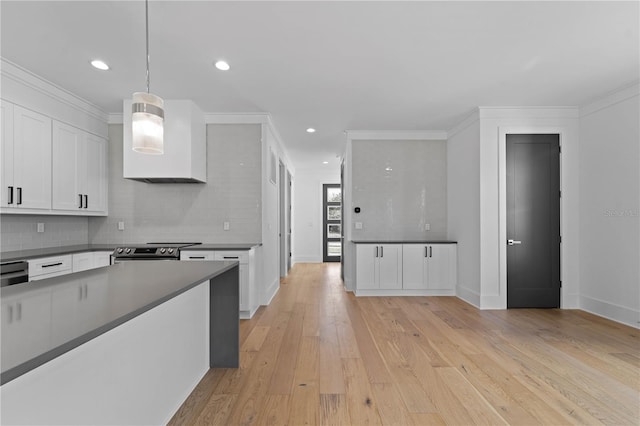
[169, 263, 640, 426]
[319, 394, 349, 426]
[342, 357, 383, 425]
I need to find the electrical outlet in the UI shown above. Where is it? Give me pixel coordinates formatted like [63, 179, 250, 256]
[424, 223, 431, 231]
[355, 222, 363, 229]
[37, 223, 45, 233]
[118, 221, 125, 231]
[223, 221, 230, 231]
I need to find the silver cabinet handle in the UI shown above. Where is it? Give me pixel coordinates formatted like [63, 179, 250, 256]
[425, 246, 428, 257]
[507, 239, 522, 246]
[430, 246, 433, 257]
[380, 246, 384, 257]
[375, 246, 378, 257]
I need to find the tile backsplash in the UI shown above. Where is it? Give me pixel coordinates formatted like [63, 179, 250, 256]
[88, 123, 262, 245]
[1, 215, 88, 251]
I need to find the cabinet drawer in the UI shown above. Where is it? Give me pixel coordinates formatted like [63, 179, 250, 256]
[180, 251, 215, 261]
[213, 251, 248, 264]
[29, 255, 72, 278]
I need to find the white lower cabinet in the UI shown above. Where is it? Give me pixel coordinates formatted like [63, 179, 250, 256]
[355, 243, 457, 295]
[1, 289, 52, 371]
[72, 251, 112, 273]
[402, 244, 456, 292]
[355, 244, 402, 290]
[181, 248, 257, 319]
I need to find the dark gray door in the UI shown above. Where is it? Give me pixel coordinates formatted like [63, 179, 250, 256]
[323, 184, 341, 262]
[506, 134, 560, 308]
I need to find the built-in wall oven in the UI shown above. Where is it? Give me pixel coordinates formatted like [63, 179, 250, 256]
[0, 261, 29, 287]
[111, 243, 201, 264]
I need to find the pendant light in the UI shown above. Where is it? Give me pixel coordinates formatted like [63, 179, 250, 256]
[132, 0, 164, 155]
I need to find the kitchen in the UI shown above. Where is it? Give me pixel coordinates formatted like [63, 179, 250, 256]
[1, 1, 639, 424]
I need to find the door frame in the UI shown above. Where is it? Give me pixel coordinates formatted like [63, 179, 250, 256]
[498, 126, 566, 308]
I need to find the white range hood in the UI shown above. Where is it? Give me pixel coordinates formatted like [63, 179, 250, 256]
[123, 100, 207, 183]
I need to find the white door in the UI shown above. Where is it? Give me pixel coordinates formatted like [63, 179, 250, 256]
[1, 101, 15, 207]
[84, 133, 107, 212]
[13, 106, 51, 209]
[356, 245, 377, 289]
[378, 244, 402, 290]
[52, 121, 82, 211]
[402, 245, 428, 290]
[427, 245, 451, 290]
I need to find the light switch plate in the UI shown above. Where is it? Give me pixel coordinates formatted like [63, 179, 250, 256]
[355, 222, 363, 229]
[37, 223, 45, 233]
[118, 221, 125, 231]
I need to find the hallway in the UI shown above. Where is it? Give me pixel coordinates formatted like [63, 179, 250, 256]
[170, 263, 639, 425]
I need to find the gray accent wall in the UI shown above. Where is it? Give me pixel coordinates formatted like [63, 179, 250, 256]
[351, 139, 447, 240]
[88, 123, 262, 244]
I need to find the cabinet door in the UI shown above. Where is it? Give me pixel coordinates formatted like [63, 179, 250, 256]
[356, 245, 378, 289]
[84, 133, 107, 213]
[427, 245, 452, 290]
[1, 291, 52, 371]
[378, 244, 402, 289]
[52, 121, 83, 211]
[402, 245, 428, 290]
[1, 100, 15, 208]
[13, 106, 52, 210]
[180, 251, 215, 261]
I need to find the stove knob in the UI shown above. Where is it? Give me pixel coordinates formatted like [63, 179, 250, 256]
[168, 248, 174, 254]
[160, 248, 166, 254]
[125, 248, 131, 254]
[117, 248, 123, 253]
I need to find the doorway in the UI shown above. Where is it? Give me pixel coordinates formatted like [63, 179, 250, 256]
[279, 161, 291, 277]
[322, 184, 341, 262]
[506, 134, 561, 308]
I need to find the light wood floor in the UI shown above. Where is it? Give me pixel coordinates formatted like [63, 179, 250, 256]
[169, 263, 640, 425]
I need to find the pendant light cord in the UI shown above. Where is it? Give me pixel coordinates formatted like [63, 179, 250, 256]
[145, 0, 150, 94]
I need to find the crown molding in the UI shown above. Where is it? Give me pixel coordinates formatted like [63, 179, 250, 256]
[579, 81, 640, 118]
[447, 108, 480, 139]
[345, 130, 448, 141]
[478, 106, 579, 119]
[204, 112, 269, 124]
[1, 57, 108, 122]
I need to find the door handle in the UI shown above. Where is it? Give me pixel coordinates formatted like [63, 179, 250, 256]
[507, 239, 522, 246]
[84, 194, 88, 209]
[17, 187, 22, 205]
[375, 246, 378, 258]
[430, 246, 433, 257]
[380, 246, 384, 257]
[8, 186, 13, 204]
[79, 194, 83, 208]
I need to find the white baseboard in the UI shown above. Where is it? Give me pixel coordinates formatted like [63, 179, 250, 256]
[455, 285, 480, 308]
[262, 277, 279, 306]
[354, 289, 455, 297]
[580, 296, 640, 329]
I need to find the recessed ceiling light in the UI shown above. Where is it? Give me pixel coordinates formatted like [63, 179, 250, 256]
[90, 59, 109, 71]
[306, 128, 316, 133]
[322, 161, 329, 164]
[215, 60, 230, 71]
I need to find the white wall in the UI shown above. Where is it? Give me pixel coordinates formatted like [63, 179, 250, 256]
[447, 114, 481, 307]
[261, 122, 294, 305]
[578, 85, 639, 327]
[292, 167, 340, 264]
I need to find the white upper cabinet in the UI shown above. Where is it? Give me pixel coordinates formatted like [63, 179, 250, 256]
[52, 121, 107, 215]
[1, 102, 52, 210]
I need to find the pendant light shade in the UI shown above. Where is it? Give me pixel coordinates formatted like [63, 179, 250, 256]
[131, 0, 164, 155]
[132, 92, 164, 154]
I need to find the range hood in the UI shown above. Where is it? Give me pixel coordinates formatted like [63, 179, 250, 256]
[123, 100, 207, 183]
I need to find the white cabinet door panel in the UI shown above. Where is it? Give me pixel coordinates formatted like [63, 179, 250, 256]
[402, 245, 428, 290]
[52, 121, 82, 211]
[378, 244, 402, 290]
[356, 245, 377, 289]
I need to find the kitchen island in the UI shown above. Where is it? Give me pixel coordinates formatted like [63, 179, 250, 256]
[0, 260, 239, 425]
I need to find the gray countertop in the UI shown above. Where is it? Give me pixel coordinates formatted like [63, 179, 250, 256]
[0, 260, 238, 384]
[0, 243, 261, 262]
[351, 240, 457, 244]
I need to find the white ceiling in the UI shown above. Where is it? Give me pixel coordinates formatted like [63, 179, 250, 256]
[1, 1, 638, 169]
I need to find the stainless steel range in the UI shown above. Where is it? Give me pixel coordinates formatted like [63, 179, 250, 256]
[111, 242, 201, 263]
